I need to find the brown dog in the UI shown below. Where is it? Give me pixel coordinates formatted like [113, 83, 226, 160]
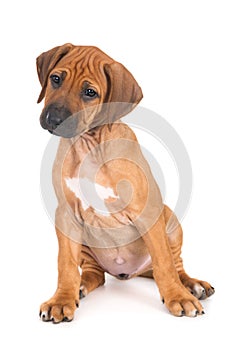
[37, 43, 214, 323]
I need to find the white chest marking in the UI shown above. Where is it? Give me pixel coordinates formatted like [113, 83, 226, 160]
[65, 177, 119, 216]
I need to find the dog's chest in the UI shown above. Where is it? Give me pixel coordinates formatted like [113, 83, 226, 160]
[61, 136, 135, 227]
[59, 135, 112, 211]
[65, 176, 119, 217]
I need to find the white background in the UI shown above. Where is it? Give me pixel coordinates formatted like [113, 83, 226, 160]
[0, 0, 232, 348]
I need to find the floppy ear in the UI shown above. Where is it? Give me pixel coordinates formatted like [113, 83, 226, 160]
[36, 43, 74, 103]
[103, 61, 143, 122]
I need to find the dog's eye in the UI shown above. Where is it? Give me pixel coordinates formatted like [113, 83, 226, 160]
[50, 74, 61, 86]
[84, 88, 98, 98]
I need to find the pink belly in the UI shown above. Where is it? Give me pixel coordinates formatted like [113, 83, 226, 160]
[88, 237, 152, 279]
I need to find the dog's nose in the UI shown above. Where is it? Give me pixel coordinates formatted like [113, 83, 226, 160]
[117, 273, 129, 280]
[40, 104, 72, 131]
[46, 112, 63, 128]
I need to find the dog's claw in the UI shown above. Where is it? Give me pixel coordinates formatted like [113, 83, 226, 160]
[79, 289, 85, 299]
[207, 287, 215, 297]
[63, 316, 73, 322]
[40, 311, 50, 322]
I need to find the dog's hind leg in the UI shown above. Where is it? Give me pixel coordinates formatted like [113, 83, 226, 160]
[139, 205, 215, 300]
[139, 270, 153, 278]
[79, 246, 105, 299]
[164, 205, 215, 300]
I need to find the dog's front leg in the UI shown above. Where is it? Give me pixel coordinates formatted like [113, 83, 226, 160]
[142, 213, 204, 317]
[40, 227, 81, 323]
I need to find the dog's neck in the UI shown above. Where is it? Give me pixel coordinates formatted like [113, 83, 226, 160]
[70, 122, 122, 149]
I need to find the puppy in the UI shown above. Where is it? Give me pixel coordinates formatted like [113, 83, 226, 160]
[37, 44, 214, 323]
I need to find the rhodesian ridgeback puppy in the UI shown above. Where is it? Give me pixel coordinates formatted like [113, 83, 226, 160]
[37, 43, 214, 323]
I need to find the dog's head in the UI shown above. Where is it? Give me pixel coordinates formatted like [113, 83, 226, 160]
[36, 43, 143, 137]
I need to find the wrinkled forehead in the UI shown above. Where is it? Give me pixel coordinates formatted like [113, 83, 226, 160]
[55, 46, 114, 76]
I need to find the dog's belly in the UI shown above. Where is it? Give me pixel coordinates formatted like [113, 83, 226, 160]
[87, 237, 152, 278]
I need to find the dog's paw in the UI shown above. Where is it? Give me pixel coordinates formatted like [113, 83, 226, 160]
[39, 294, 79, 323]
[163, 284, 204, 317]
[182, 277, 215, 300]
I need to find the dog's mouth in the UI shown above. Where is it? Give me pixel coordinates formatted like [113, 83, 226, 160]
[46, 118, 79, 138]
[42, 121, 78, 138]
